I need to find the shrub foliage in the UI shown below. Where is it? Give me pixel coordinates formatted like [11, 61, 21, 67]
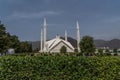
[0, 55, 120, 79]
[80, 36, 96, 56]
[60, 46, 67, 53]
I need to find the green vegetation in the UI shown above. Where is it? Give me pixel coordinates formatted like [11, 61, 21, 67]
[113, 49, 118, 56]
[98, 48, 104, 56]
[0, 21, 32, 55]
[74, 48, 78, 53]
[1, 17, 120, 79]
[80, 36, 96, 56]
[60, 46, 67, 53]
[0, 54, 120, 79]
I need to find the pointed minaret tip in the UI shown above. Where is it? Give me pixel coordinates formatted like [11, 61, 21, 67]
[76, 20, 79, 29]
[44, 17, 46, 26]
[65, 30, 67, 41]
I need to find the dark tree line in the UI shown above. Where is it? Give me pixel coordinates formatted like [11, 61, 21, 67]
[0, 21, 32, 54]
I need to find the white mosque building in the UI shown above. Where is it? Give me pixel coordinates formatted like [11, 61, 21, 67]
[40, 17, 80, 53]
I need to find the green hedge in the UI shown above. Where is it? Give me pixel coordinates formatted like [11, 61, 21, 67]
[0, 55, 120, 80]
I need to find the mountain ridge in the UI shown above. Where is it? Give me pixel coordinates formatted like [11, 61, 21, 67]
[29, 37, 120, 50]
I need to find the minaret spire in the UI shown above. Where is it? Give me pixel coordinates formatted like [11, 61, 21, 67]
[40, 29, 43, 52]
[76, 20, 80, 52]
[43, 17, 47, 51]
[65, 30, 67, 41]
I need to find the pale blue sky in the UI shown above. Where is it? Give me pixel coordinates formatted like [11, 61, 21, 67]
[0, 0, 120, 41]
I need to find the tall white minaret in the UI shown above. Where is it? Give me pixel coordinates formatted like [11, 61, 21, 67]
[65, 30, 67, 41]
[40, 29, 43, 52]
[76, 20, 80, 52]
[43, 17, 47, 51]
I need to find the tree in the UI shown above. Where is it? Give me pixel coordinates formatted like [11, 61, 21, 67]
[0, 22, 21, 54]
[113, 48, 118, 56]
[98, 49, 104, 56]
[16, 41, 32, 53]
[0, 22, 8, 53]
[80, 36, 95, 56]
[113, 49, 118, 54]
[74, 48, 78, 53]
[0, 21, 32, 54]
[9, 35, 20, 52]
[60, 46, 67, 53]
[105, 49, 111, 56]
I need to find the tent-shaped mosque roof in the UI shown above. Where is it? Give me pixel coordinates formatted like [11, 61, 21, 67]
[46, 36, 74, 51]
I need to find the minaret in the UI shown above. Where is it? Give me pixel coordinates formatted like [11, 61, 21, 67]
[65, 30, 67, 41]
[43, 17, 47, 51]
[40, 29, 43, 52]
[76, 20, 80, 52]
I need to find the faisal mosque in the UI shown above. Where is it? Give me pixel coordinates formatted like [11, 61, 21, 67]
[40, 17, 80, 53]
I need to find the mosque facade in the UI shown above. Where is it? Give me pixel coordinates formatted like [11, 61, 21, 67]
[40, 17, 80, 53]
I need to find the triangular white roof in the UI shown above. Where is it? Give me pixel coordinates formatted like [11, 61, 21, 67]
[45, 36, 74, 52]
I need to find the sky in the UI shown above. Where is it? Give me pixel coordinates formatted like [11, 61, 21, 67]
[0, 0, 120, 41]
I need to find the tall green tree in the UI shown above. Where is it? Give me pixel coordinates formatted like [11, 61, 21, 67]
[98, 48, 104, 56]
[113, 48, 118, 56]
[0, 22, 21, 54]
[60, 46, 67, 53]
[105, 49, 111, 56]
[113, 49, 118, 54]
[80, 36, 95, 56]
[0, 21, 32, 54]
[0, 22, 8, 53]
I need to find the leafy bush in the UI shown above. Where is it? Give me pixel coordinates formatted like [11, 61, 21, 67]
[0, 55, 120, 79]
[105, 52, 111, 56]
[114, 53, 118, 56]
[60, 46, 67, 53]
[74, 48, 78, 53]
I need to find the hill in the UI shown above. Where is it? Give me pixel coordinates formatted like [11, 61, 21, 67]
[94, 39, 120, 49]
[30, 38, 120, 50]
